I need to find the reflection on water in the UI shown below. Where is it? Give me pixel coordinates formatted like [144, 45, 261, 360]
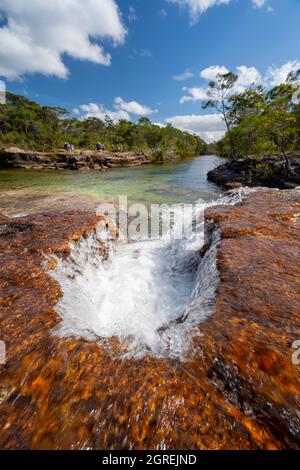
[0, 155, 225, 208]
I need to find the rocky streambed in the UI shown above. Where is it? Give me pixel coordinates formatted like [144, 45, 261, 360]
[0, 188, 300, 449]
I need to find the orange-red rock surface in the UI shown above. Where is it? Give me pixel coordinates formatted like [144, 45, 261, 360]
[0, 188, 300, 450]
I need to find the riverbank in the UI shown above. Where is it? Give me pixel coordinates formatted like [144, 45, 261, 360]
[207, 155, 300, 190]
[0, 147, 152, 171]
[0, 146, 198, 172]
[1, 187, 299, 449]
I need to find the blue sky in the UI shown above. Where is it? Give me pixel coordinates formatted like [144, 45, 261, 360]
[0, 0, 299, 141]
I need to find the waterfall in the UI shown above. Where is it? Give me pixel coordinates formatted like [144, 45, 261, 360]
[50, 189, 250, 359]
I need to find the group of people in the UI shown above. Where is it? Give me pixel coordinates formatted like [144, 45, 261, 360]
[63, 142, 107, 154]
[63, 142, 105, 154]
[96, 143, 124, 152]
[64, 142, 74, 153]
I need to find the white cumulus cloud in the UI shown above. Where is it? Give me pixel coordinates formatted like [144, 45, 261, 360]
[78, 103, 130, 123]
[77, 97, 156, 123]
[180, 86, 209, 103]
[165, 113, 226, 142]
[168, 0, 232, 22]
[234, 65, 262, 92]
[267, 60, 300, 87]
[0, 0, 126, 80]
[114, 97, 157, 115]
[200, 65, 229, 81]
[181, 64, 262, 103]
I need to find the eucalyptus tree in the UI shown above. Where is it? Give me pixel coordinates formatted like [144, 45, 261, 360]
[264, 83, 299, 176]
[202, 72, 238, 158]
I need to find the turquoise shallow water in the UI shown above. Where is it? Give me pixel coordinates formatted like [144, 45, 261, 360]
[0, 155, 224, 206]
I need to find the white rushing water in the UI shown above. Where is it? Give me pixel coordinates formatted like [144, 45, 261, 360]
[51, 189, 250, 359]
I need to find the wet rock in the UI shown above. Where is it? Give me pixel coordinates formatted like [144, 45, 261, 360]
[0, 188, 299, 449]
[198, 243, 210, 258]
[0, 222, 34, 235]
[198, 188, 300, 449]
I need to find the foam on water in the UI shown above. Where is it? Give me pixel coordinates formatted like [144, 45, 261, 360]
[51, 189, 250, 358]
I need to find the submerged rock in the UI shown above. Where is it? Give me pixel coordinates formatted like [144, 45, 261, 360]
[0, 188, 299, 449]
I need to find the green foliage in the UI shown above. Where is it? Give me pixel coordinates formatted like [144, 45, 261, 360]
[0, 93, 207, 160]
[203, 72, 239, 158]
[217, 79, 300, 168]
[200, 68, 300, 171]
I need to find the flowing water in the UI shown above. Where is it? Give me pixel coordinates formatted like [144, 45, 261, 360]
[2, 160, 297, 449]
[51, 207, 220, 358]
[1, 155, 228, 357]
[51, 187, 247, 359]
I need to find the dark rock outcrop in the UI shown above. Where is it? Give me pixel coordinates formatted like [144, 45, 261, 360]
[0, 188, 300, 449]
[208, 155, 300, 189]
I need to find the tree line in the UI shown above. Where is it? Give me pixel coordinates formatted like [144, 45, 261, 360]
[0, 93, 208, 161]
[204, 70, 300, 176]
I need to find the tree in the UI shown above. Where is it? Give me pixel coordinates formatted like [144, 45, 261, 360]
[202, 72, 238, 158]
[0, 92, 206, 158]
[104, 115, 114, 129]
[227, 86, 266, 126]
[138, 117, 151, 126]
[264, 84, 298, 176]
[216, 77, 300, 166]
